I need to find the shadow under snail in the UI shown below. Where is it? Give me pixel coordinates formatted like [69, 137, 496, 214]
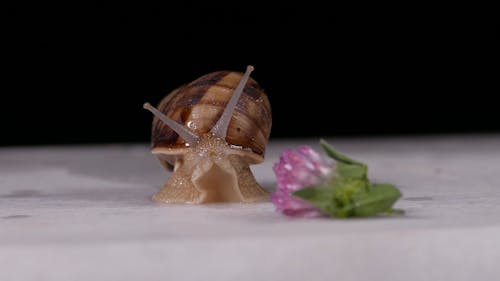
[143, 65, 272, 204]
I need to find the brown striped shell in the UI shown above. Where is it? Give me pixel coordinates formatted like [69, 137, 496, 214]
[151, 70, 272, 168]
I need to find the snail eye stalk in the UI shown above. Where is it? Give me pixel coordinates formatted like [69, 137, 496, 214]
[210, 65, 254, 139]
[143, 102, 200, 146]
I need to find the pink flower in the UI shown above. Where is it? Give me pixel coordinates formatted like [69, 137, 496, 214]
[271, 146, 336, 217]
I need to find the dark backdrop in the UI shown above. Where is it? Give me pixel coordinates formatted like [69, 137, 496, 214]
[3, 4, 498, 146]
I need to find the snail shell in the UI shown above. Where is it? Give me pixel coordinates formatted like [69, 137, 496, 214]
[144, 66, 272, 204]
[152, 70, 272, 169]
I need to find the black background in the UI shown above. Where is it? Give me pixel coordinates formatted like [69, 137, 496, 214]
[3, 4, 498, 146]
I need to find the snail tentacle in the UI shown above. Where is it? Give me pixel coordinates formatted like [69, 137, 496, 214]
[143, 102, 200, 146]
[210, 65, 254, 139]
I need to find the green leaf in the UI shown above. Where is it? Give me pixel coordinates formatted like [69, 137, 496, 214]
[350, 183, 402, 217]
[336, 162, 368, 180]
[320, 139, 364, 166]
[293, 186, 336, 213]
[332, 178, 369, 203]
[320, 139, 368, 180]
[330, 178, 369, 217]
[293, 182, 403, 218]
[293, 179, 370, 218]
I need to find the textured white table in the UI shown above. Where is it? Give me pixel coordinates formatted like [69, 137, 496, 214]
[1, 135, 500, 281]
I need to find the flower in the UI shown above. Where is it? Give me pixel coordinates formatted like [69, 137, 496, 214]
[272, 140, 403, 219]
[271, 146, 336, 217]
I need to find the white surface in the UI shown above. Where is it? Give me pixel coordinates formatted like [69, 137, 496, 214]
[1, 135, 500, 281]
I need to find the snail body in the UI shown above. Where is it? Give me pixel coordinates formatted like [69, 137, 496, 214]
[144, 66, 272, 204]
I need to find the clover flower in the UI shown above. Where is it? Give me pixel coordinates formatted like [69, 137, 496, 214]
[271, 140, 403, 218]
[271, 146, 335, 217]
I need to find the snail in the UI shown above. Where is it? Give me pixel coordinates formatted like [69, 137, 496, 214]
[143, 65, 272, 204]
